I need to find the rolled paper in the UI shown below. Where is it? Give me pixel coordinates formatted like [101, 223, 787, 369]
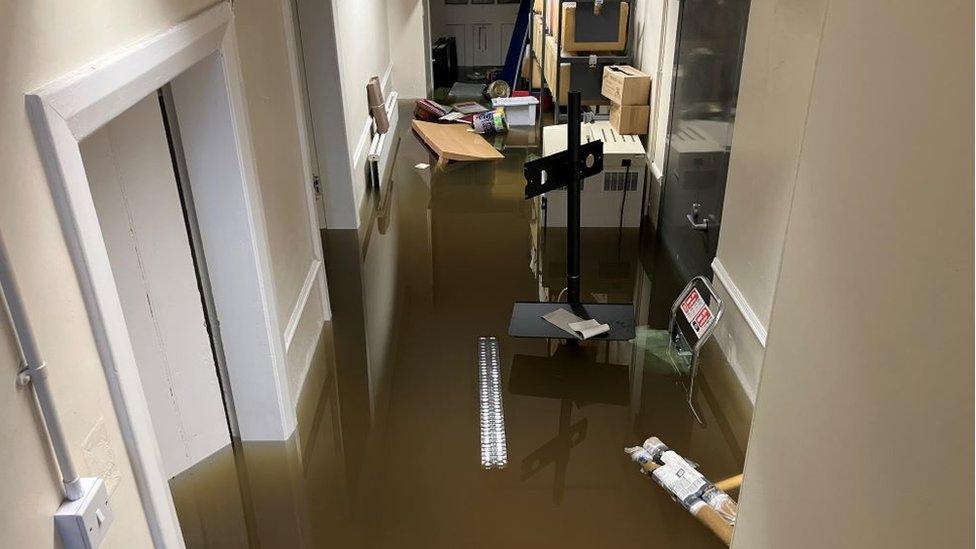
[367, 76, 384, 108]
[371, 104, 390, 134]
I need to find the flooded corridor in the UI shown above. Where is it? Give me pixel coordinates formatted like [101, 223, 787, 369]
[170, 107, 749, 549]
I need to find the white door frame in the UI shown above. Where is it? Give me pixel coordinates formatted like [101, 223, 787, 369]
[27, 3, 295, 546]
[279, 0, 332, 317]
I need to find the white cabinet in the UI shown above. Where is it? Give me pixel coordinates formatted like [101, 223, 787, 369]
[471, 23, 498, 66]
[431, 2, 520, 67]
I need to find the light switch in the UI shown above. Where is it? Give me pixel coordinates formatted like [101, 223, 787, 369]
[55, 477, 115, 548]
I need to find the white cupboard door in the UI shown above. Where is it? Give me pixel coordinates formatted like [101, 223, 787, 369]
[83, 94, 231, 479]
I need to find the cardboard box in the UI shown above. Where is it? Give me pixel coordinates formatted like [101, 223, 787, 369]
[610, 104, 649, 135]
[521, 50, 543, 89]
[532, 13, 544, 61]
[561, 1, 630, 53]
[544, 34, 571, 105]
[545, 0, 558, 32]
[602, 65, 651, 105]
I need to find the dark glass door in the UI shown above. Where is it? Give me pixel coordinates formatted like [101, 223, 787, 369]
[657, 0, 751, 281]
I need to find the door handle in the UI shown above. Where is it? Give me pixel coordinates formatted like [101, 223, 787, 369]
[687, 213, 709, 231]
[687, 203, 715, 231]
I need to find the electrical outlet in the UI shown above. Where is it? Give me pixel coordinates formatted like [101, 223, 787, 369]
[55, 477, 114, 548]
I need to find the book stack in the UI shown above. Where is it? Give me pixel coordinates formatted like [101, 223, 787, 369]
[414, 99, 451, 122]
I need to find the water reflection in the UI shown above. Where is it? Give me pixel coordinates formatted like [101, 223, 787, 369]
[171, 106, 748, 548]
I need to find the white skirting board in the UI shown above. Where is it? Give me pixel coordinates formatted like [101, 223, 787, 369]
[711, 258, 768, 346]
[710, 257, 767, 404]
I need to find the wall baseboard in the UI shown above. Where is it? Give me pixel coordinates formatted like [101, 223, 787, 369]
[711, 257, 768, 404]
[712, 258, 768, 347]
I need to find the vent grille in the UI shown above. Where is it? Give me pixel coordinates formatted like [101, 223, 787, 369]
[604, 171, 639, 191]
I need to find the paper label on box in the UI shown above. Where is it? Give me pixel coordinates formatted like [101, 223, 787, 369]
[652, 454, 707, 503]
[680, 288, 715, 338]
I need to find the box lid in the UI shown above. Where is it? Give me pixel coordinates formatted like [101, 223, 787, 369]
[543, 121, 643, 156]
[492, 96, 540, 107]
[604, 65, 650, 79]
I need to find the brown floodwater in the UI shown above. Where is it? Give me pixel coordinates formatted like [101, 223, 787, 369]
[170, 107, 749, 548]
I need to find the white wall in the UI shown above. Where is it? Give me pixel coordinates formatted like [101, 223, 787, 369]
[0, 0, 329, 545]
[629, 0, 678, 228]
[387, 0, 431, 99]
[0, 2, 215, 546]
[333, 0, 394, 211]
[732, 0, 972, 546]
[709, 0, 830, 400]
[631, 0, 677, 171]
[297, 0, 422, 228]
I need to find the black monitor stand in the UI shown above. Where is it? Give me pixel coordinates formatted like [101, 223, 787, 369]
[508, 91, 636, 341]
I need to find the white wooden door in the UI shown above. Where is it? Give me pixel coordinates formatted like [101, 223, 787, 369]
[82, 93, 231, 479]
[431, 2, 520, 66]
[289, 0, 328, 229]
[471, 23, 498, 66]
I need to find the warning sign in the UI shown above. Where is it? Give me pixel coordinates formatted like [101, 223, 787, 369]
[679, 288, 715, 338]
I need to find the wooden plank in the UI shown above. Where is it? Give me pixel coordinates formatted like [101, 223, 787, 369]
[411, 120, 504, 163]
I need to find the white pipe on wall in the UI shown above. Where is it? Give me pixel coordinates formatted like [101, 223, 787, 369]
[0, 234, 85, 501]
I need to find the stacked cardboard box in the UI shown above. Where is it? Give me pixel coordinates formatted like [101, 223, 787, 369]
[601, 65, 651, 135]
[560, 1, 630, 53]
[544, 34, 571, 105]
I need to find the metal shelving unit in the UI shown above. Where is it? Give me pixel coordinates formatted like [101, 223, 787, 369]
[526, 0, 636, 126]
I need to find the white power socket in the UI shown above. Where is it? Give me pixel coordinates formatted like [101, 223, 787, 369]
[55, 477, 114, 548]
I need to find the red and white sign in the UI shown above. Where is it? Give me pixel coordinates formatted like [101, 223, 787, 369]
[679, 288, 715, 338]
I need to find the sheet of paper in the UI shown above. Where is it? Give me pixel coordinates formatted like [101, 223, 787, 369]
[542, 309, 611, 340]
[679, 288, 715, 338]
[568, 319, 610, 339]
[541, 308, 585, 339]
[439, 111, 466, 122]
[652, 453, 708, 504]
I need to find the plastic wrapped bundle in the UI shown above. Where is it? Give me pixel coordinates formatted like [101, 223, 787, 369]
[624, 436, 738, 546]
[702, 485, 738, 526]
